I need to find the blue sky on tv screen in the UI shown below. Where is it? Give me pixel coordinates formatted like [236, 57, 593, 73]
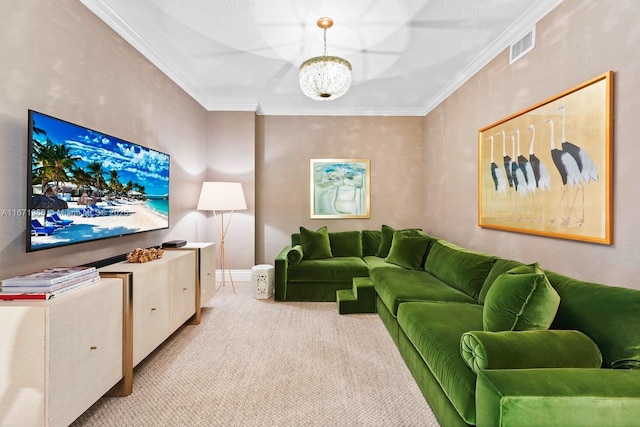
[31, 112, 169, 197]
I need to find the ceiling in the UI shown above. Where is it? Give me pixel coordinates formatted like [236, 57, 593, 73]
[79, 0, 562, 116]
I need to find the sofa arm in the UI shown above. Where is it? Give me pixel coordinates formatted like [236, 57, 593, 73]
[460, 330, 602, 374]
[274, 246, 291, 301]
[476, 368, 640, 427]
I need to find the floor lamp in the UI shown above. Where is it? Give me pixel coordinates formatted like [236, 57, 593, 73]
[197, 182, 247, 293]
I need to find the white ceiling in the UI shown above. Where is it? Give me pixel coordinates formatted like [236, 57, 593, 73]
[80, 0, 562, 116]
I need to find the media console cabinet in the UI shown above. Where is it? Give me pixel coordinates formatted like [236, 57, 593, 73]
[0, 278, 124, 427]
[0, 242, 216, 426]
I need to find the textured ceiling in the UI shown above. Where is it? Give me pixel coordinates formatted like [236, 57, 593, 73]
[80, 0, 562, 116]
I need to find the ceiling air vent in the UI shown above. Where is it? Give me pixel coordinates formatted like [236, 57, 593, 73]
[510, 26, 535, 64]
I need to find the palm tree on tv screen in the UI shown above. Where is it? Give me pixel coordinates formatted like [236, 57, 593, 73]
[32, 138, 78, 195]
[86, 161, 105, 196]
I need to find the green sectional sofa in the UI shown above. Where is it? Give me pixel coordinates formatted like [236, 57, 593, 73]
[275, 226, 640, 426]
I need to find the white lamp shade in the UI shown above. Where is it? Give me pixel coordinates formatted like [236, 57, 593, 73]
[197, 182, 247, 211]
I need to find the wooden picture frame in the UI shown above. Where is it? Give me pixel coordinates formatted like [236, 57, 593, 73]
[478, 71, 613, 244]
[310, 159, 370, 219]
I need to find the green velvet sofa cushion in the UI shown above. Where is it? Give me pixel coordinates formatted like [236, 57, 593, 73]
[363, 255, 402, 273]
[384, 231, 431, 270]
[476, 369, 640, 427]
[398, 301, 484, 425]
[299, 226, 332, 259]
[424, 240, 496, 300]
[361, 230, 381, 256]
[375, 225, 422, 258]
[460, 330, 602, 375]
[328, 230, 362, 257]
[376, 224, 397, 257]
[546, 270, 640, 369]
[483, 264, 560, 332]
[372, 268, 476, 316]
[287, 257, 369, 283]
[286, 245, 304, 265]
[478, 258, 526, 304]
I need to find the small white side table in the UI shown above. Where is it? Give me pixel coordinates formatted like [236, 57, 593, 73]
[251, 264, 274, 299]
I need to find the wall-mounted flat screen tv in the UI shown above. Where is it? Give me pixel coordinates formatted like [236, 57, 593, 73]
[27, 110, 170, 252]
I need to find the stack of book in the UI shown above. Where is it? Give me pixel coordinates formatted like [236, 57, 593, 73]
[0, 266, 100, 300]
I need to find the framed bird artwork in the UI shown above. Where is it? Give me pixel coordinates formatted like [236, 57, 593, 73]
[477, 71, 613, 244]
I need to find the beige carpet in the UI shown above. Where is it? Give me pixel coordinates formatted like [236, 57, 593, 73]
[73, 282, 439, 426]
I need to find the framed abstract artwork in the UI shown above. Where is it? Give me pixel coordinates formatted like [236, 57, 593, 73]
[478, 71, 613, 244]
[310, 159, 370, 219]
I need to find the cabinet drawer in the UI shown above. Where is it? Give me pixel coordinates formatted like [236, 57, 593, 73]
[132, 268, 170, 366]
[47, 280, 123, 426]
[169, 251, 196, 331]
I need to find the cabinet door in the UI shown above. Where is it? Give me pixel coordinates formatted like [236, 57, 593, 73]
[132, 264, 171, 366]
[48, 280, 123, 426]
[169, 251, 196, 331]
[199, 244, 216, 305]
[0, 306, 46, 426]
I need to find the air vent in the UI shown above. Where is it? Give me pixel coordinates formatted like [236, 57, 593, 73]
[510, 26, 535, 64]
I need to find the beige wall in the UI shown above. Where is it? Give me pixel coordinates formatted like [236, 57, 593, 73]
[0, 0, 209, 278]
[423, 0, 640, 289]
[204, 111, 256, 269]
[256, 115, 425, 264]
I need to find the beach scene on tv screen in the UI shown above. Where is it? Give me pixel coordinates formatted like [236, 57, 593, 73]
[29, 112, 169, 251]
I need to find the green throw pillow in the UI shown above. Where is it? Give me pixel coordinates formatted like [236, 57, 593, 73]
[299, 226, 332, 260]
[376, 225, 422, 258]
[376, 225, 397, 257]
[385, 231, 431, 270]
[478, 258, 526, 304]
[286, 245, 304, 264]
[362, 230, 382, 256]
[483, 263, 560, 332]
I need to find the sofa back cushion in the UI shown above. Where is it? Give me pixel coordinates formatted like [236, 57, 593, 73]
[546, 270, 640, 369]
[424, 240, 495, 300]
[329, 231, 363, 257]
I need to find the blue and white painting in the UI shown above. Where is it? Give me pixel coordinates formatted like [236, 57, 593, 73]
[311, 159, 370, 218]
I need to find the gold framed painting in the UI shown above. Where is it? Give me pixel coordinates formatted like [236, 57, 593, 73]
[310, 159, 370, 219]
[478, 71, 613, 244]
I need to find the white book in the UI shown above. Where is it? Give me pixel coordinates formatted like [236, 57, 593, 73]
[0, 276, 101, 300]
[1, 266, 96, 287]
[0, 271, 100, 293]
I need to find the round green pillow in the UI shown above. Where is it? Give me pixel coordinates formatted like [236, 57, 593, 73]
[483, 263, 560, 332]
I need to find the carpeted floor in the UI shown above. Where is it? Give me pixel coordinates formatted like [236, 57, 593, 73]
[73, 282, 439, 426]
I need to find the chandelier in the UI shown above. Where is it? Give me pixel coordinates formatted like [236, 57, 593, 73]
[299, 17, 352, 101]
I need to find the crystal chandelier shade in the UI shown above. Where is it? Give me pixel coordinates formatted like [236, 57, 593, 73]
[299, 18, 352, 101]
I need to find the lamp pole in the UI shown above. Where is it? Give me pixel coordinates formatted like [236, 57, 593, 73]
[213, 209, 236, 293]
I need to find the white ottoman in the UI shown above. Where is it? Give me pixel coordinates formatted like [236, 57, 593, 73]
[251, 264, 274, 299]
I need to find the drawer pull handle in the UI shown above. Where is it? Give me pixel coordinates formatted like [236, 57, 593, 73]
[90, 346, 97, 350]
[151, 307, 157, 311]
[183, 287, 188, 291]
[207, 273, 211, 276]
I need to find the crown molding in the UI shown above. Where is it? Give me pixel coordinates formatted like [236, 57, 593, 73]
[79, 0, 211, 109]
[420, 0, 564, 116]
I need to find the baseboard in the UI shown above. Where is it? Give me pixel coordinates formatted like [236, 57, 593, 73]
[216, 269, 251, 282]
